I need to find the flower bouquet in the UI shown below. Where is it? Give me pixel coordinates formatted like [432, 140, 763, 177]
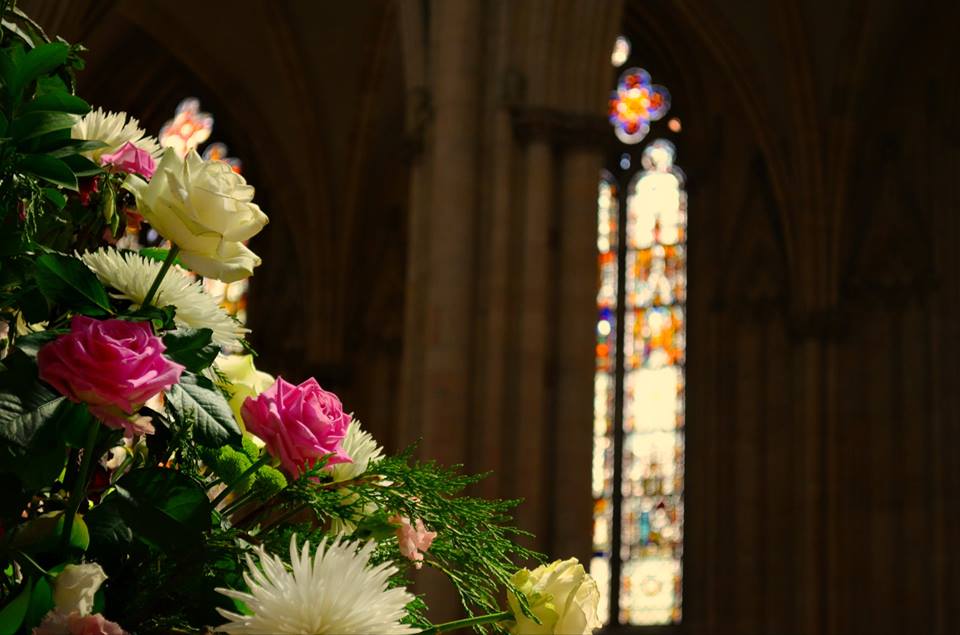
[0, 6, 601, 635]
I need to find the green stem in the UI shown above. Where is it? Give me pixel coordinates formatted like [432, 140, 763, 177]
[141, 245, 180, 308]
[220, 488, 258, 517]
[60, 419, 99, 552]
[14, 550, 51, 579]
[259, 502, 308, 534]
[418, 611, 514, 635]
[211, 455, 269, 508]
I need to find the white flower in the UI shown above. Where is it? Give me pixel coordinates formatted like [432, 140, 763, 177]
[52, 563, 107, 616]
[124, 149, 268, 282]
[81, 248, 247, 347]
[216, 535, 416, 635]
[508, 559, 602, 635]
[330, 419, 384, 483]
[72, 108, 161, 162]
[327, 420, 385, 533]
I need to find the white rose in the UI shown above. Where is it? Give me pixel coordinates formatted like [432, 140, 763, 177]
[124, 149, 269, 282]
[53, 563, 107, 616]
[508, 559, 602, 635]
[214, 354, 274, 429]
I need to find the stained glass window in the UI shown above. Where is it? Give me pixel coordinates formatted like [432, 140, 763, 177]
[619, 140, 685, 625]
[159, 97, 213, 158]
[592, 172, 619, 623]
[611, 36, 631, 67]
[593, 41, 685, 628]
[608, 68, 670, 145]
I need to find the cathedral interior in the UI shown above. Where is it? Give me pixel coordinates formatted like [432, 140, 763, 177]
[21, 0, 958, 633]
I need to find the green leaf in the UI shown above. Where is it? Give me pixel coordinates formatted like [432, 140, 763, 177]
[166, 372, 242, 448]
[9, 111, 76, 142]
[10, 42, 69, 101]
[111, 467, 211, 550]
[22, 576, 52, 632]
[18, 153, 77, 190]
[34, 74, 66, 96]
[0, 351, 77, 486]
[163, 328, 218, 373]
[0, 49, 15, 93]
[0, 383, 63, 450]
[84, 497, 133, 550]
[47, 138, 105, 158]
[0, 579, 31, 635]
[24, 127, 72, 153]
[40, 187, 65, 209]
[8, 512, 89, 555]
[21, 91, 89, 115]
[54, 399, 94, 448]
[3, 436, 66, 489]
[61, 153, 101, 177]
[33, 252, 111, 314]
[10, 329, 59, 357]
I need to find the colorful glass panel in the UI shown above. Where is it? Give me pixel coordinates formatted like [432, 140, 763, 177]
[591, 173, 619, 624]
[620, 139, 685, 625]
[611, 36, 631, 67]
[160, 98, 214, 158]
[608, 68, 670, 145]
[202, 141, 243, 174]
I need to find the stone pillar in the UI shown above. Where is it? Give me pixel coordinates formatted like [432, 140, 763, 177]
[552, 146, 605, 562]
[414, 0, 483, 468]
[396, 2, 621, 618]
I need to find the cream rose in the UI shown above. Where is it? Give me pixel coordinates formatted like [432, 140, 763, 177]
[53, 563, 107, 616]
[214, 354, 274, 429]
[507, 559, 602, 635]
[124, 149, 268, 282]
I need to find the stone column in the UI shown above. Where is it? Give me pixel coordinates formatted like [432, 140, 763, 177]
[418, 0, 482, 467]
[552, 146, 605, 562]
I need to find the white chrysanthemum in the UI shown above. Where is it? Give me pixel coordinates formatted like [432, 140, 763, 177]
[72, 108, 162, 161]
[81, 249, 247, 347]
[330, 418, 384, 483]
[330, 419, 387, 532]
[216, 535, 417, 635]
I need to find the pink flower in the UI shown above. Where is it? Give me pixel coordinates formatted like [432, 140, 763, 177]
[100, 141, 156, 179]
[38, 316, 184, 436]
[34, 611, 126, 635]
[390, 515, 436, 568]
[241, 377, 352, 477]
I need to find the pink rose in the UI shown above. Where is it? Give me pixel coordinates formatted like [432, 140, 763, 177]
[34, 611, 126, 635]
[241, 377, 352, 477]
[38, 316, 184, 436]
[100, 141, 156, 179]
[390, 515, 436, 568]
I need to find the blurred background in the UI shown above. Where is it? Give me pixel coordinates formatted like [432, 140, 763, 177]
[20, 1, 958, 633]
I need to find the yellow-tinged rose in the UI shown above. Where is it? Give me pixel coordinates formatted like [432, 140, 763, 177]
[53, 563, 107, 616]
[508, 559, 602, 635]
[124, 149, 268, 282]
[215, 354, 274, 429]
